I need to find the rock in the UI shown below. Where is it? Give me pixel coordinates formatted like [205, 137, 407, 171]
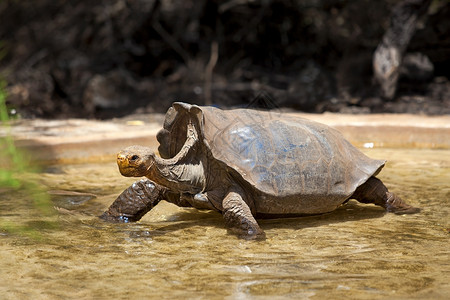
[373, 0, 432, 99]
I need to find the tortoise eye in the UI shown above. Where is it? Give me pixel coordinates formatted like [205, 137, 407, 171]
[130, 155, 139, 161]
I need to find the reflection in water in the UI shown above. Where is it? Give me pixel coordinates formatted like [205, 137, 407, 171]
[0, 149, 448, 299]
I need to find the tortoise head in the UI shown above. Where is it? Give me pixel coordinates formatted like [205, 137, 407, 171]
[117, 145, 155, 177]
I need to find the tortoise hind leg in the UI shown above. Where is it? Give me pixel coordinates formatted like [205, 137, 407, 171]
[351, 177, 420, 214]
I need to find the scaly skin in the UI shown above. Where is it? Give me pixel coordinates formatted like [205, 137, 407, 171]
[100, 178, 198, 222]
[100, 179, 165, 222]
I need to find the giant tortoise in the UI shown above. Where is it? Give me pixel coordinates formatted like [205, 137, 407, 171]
[101, 102, 419, 239]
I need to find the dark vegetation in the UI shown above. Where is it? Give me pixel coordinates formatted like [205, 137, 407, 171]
[0, 0, 449, 119]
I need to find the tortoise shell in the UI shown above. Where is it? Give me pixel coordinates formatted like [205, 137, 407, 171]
[157, 102, 385, 214]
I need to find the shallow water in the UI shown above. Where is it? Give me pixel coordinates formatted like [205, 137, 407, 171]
[1, 148, 449, 299]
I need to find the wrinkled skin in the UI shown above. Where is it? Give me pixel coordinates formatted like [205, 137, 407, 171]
[101, 103, 420, 239]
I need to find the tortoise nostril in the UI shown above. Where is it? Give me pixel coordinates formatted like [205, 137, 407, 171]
[130, 155, 139, 161]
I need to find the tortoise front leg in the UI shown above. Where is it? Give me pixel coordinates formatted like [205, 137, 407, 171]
[222, 188, 266, 240]
[100, 179, 167, 222]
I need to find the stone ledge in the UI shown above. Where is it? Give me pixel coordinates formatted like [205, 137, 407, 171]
[1, 113, 449, 164]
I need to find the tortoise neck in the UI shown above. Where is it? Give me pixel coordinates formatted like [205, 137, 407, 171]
[147, 156, 205, 194]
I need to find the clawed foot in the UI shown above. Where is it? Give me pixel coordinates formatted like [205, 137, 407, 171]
[385, 192, 420, 214]
[100, 212, 135, 223]
[223, 210, 266, 240]
[227, 226, 266, 240]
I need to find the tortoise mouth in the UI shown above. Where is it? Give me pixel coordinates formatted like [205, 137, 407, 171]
[117, 163, 147, 177]
[117, 162, 133, 175]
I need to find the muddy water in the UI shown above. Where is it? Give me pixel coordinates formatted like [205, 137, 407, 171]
[1, 148, 449, 299]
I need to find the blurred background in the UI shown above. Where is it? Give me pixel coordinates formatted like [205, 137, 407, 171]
[0, 0, 449, 119]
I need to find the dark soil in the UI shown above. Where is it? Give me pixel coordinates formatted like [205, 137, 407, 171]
[1, 0, 449, 119]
